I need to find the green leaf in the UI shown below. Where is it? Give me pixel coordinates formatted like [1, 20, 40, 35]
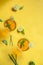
[8, 54, 15, 64]
[21, 30, 25, 35]
[11, 54, 18, 65]
[2, 40, 8, 45]
[10, 35, 13, 46]
[6, 21, 12, 31]
[20, 40, 25, 48]
[8, 54, 18, 65]
[29, 61, 35, 65]
[0, 19, 3, 22]
[19, 6, 24, 10]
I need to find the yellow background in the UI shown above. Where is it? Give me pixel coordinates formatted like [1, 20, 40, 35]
[0, 0, 43, 65]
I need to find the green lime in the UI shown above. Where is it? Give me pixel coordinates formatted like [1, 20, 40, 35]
[29, 61, 35, 65]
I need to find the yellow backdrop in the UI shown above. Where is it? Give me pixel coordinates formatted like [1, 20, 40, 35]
[0, 0, 43, 65]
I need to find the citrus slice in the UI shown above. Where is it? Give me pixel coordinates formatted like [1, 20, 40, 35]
[17, 38, 30, 51]
[4, 18, 16, 31]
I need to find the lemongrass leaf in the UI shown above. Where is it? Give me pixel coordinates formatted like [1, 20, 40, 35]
[8, 54, 18, 65]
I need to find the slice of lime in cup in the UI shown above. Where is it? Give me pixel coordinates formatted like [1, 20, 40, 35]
[17, 38, 34, 52]
[17, 38, 30, 51]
